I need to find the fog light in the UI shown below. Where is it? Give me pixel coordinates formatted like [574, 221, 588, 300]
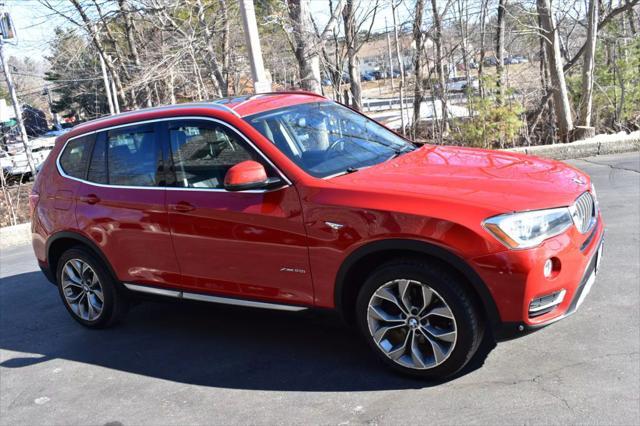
[544, 259, 553, 277]
[529, 289, 566, 317]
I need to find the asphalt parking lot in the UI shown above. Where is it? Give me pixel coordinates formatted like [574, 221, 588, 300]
[1, 152, 638, 426]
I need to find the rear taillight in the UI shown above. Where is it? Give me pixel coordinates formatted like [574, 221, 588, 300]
[29, 193, 39, 217]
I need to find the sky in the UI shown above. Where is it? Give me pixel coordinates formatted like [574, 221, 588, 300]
[2, 0, 410, 64]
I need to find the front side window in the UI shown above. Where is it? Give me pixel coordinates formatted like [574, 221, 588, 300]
[245, 101, 415, 178]
[169, 121, 271, 189]
[59, 136, 92, 179]
[106, 129, 159, 187]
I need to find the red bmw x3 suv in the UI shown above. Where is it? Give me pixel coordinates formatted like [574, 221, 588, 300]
[31, 92, 604, 378]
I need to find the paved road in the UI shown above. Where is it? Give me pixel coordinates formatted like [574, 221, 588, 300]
[1, 152, 638, 426]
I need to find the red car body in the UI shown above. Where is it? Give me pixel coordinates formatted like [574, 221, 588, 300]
[31, 92, 604, 338]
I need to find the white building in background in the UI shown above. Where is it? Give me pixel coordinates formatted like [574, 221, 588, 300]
[0, 98, 15, 122]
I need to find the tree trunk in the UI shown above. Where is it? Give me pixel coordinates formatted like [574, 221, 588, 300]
[343, 0, 362, 110]
[496, 0, 507, 104]
[478, 0, 489, 98]
[411, 0, 426, 137]
[288, 0, 321, 93]
[536, 0, 574, 141]
[430, 0, 449, 136]
[577, 0, 598, 129]
[392, 1, 407, 135]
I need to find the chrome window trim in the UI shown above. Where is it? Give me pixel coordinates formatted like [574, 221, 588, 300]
[56, 116, 293, 194]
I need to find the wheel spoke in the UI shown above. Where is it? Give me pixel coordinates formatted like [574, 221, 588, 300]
[423, 325, 456, 343]
[64, 264, 82, 284]
[62, 279, 82, 289]
[409, 331, 426, 368]
[386, 330, 410, 360]
[419, 327, 448, 364]
[66, 290, 84, 302]
[423, 305, 454, 320]
[374, 287, 408, 315]
[87, 297, 96, 319]
[92, 288, 104, 303]
[373, 323, 405, 344]
[397, 279, 413, 312]
[418, 286, 434, 315]
[368, 304, 404, 323]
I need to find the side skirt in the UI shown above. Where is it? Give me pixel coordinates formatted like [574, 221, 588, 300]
[123, 283, 308, 312]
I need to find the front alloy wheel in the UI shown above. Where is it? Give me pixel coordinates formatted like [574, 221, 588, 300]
[367, 279, 457, 370]
[356, 260, 482, 379]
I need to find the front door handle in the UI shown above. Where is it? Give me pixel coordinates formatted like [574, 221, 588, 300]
[170, 201, 196, 212]
[79, 194, 100, 205]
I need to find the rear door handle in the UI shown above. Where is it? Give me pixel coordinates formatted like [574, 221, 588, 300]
[79, 194, 100, 205]
[170, 201, 196, 212]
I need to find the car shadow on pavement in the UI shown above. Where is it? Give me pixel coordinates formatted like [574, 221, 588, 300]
[0, 271, 496, 391]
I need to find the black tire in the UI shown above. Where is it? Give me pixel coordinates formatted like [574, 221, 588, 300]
[56, 246, 128, 328]
[355, 259, 482, 379]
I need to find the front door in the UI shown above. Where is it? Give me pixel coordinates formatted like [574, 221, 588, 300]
[163, 118, 313, 306]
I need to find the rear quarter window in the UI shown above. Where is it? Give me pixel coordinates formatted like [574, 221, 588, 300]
[59, 136, 93, 179]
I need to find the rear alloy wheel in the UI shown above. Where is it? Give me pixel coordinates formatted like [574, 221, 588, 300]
[61, 259, 105, 321]
[56, 247, 128, 328]
[356, 260, 482, 379]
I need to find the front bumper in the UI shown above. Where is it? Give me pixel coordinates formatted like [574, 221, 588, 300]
[470, 213, 605, 339]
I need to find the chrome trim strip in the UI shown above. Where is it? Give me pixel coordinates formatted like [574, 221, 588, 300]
[529, 289, 566, 313]
[56, 116, 293, 192]
[181, 292, 307, 311]
[124, 283, 181, 297]
[123, 283, 308, 312]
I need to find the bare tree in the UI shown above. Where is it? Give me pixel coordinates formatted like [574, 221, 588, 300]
[342, 0, 379, 110]
[411, 0, 426, 137]
[286, 0, 345, 93]
[536, 0, 574, 141]
[576, 0, 598, 136]
[496, 0, 507, 104]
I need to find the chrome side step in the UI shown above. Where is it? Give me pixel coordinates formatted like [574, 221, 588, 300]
[123, 283, 307, 312]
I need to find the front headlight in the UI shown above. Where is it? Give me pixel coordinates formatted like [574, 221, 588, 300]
[483, 208, 574, 249]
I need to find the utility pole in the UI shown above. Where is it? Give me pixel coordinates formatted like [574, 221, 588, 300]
[44, 87, 61, 130]
[385, 17, 394, 91]
[99, 52, 115, 115]
[239, 0, 271, 94]
[0, 5, 36, 176]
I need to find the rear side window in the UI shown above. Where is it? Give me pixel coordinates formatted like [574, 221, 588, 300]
[59, 136, 92, 179]
[106, 128, 159, 187]
[169, 121, 271, 189]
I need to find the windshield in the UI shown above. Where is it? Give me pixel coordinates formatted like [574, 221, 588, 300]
[245, 102, 415, 178]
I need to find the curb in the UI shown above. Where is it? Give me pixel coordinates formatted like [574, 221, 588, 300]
[0, 223, 31, 250]
[506, 132, 640, 160]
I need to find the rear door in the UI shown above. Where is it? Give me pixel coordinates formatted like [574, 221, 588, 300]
[74, 122, 181, 287]
[163, 118, 313, 306]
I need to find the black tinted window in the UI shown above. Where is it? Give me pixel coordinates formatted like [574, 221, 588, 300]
[169, 122, 267, 189]
[59, 136, 92, 179]
[107, 129, 159, 186]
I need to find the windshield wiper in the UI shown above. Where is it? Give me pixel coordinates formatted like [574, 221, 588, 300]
[388, 146, 416, 160]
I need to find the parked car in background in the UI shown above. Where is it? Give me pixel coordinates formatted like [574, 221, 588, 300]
[435, 77, 480, 93]
[360, 72, 375, 81]
[32, 92, 604, 379]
